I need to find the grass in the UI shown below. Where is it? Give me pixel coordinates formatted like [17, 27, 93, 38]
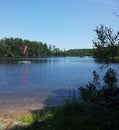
[11, 98, 119, 130]
[16, 114, 34, 124]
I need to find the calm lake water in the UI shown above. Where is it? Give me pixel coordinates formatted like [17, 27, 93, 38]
[0, 57, 119, 110]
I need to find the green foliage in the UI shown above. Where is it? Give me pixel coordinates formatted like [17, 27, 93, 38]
[79, 83, 98, 103]
[93, 70, 100, 85]
[103, 68, 118, 89]
[0, 37, 64, 57]
[17, 114, 34, 123]
[78, 67, 119, 130]
[65, 49, 93, 56]
[93, 24, 119, 59]
[12, 99, 119, 130]
[79, 68, 119, 103]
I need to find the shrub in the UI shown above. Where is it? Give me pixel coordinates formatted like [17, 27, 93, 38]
[79, 67, 119, 103]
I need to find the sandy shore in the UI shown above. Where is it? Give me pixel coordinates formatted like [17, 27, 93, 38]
[0, 99, 45, 130]
[0, 98, 45, 119]
[0, 103, 43, 130]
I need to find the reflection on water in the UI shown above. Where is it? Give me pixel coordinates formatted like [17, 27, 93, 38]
[23, 65, 28, 88]
[0, 57, 119, 109]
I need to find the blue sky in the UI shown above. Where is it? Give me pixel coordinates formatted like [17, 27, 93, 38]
[0, 0, 119, 50]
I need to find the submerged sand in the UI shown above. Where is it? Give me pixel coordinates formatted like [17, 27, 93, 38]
[0, 98, 44, 118]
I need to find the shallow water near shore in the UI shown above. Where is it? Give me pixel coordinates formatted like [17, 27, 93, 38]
[0, 57, 119, 112]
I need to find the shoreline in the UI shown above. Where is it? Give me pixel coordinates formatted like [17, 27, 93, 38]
[0, 100, 44, 119]
[0, 102, 45, 129]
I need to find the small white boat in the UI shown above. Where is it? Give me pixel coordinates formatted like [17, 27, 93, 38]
[18, 61, 31, 64]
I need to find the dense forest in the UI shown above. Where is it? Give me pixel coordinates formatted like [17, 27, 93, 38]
[0, 37, 94, 57]
[0, 37, 65, 57]
[65, 49, 93, 56]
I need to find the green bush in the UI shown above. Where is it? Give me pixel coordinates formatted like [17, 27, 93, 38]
[79, 68, 119, 103]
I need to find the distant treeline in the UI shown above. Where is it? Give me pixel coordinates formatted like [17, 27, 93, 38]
[0, 37, 65, 57]
[0, 37, 94, 57]
[65, 49, 93, 56]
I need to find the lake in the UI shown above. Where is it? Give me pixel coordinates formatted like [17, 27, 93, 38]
[0, 57, 119, 111]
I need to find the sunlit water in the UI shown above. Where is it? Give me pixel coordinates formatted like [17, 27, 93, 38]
[0, 57, 119, 110]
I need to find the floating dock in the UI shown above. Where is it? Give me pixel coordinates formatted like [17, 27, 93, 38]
[18, 61, 31, 64]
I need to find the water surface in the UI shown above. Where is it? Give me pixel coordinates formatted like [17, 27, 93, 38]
[0, 57, 118, 109]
